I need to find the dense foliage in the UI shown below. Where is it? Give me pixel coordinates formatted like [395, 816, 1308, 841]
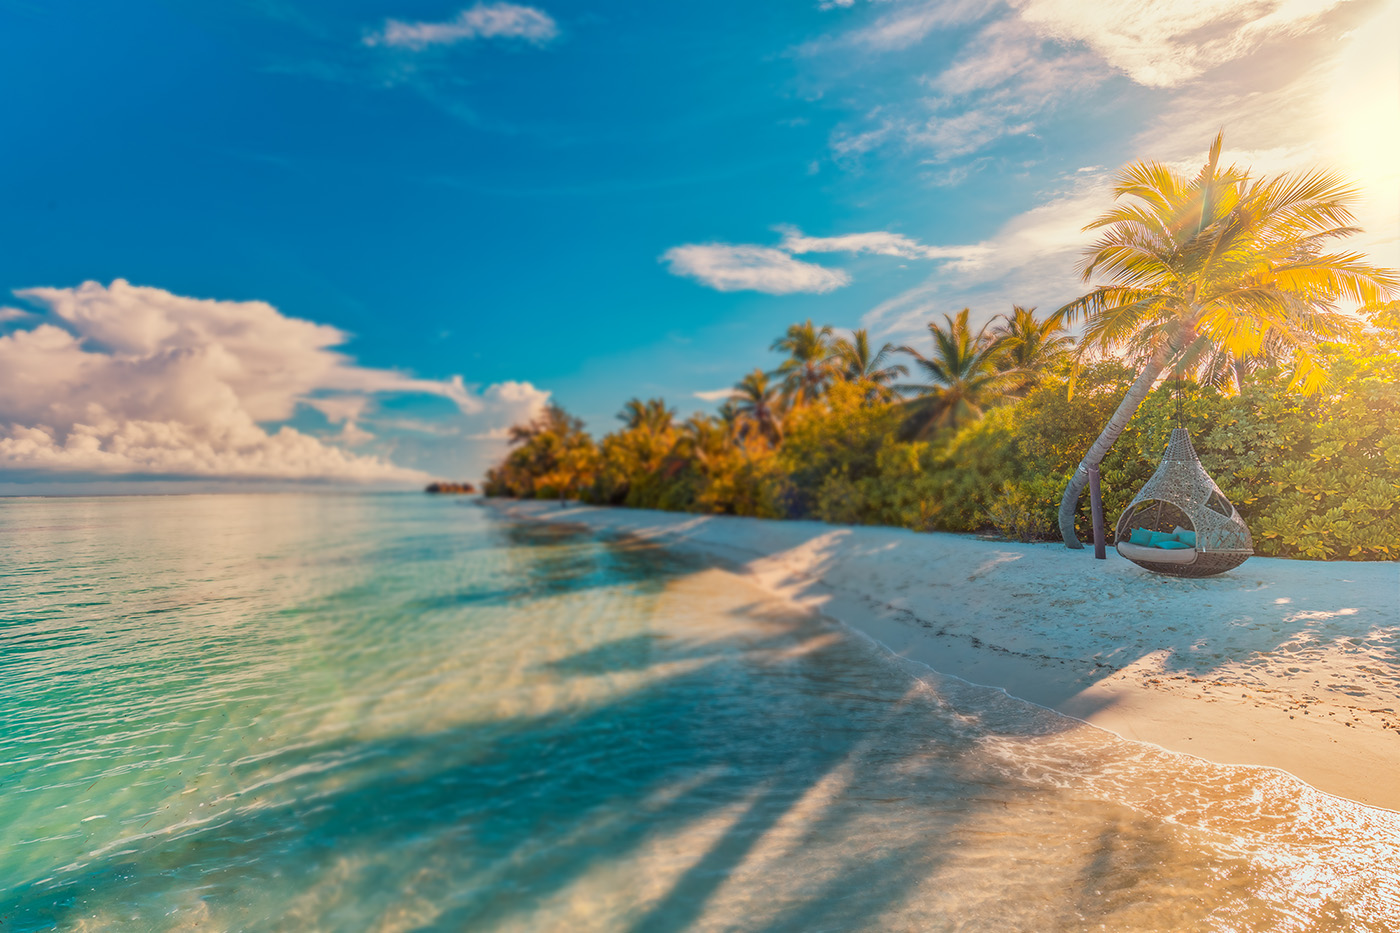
[484, 310, 1399, 561]
[1050, 134, 1398, 547]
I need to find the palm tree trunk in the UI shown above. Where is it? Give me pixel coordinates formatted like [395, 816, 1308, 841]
[1057, 352, 1171, 548]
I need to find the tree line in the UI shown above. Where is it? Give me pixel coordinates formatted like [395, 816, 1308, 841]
[486, 136, 1398, 560]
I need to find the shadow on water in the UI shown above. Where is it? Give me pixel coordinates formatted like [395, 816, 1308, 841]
[0, 508, 1348, 932]
[402, 524, 704, 614]
[541, 633, 677, 676]
[0, 616, 991, 930]
[1, 614, 1255, 933]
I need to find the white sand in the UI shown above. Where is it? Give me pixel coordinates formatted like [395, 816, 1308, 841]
[487, 499, 1400, 811]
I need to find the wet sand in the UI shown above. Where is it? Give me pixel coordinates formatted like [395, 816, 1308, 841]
[488, 499, 1400, 811]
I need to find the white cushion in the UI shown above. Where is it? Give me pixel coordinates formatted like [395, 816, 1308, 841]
[1117, 541, 1198, 565]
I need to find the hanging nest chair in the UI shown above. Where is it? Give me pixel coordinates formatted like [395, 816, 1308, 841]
[1114, 427, 1253, 577]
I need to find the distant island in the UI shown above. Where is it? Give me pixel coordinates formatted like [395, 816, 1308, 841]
[424, 482, 476, 494]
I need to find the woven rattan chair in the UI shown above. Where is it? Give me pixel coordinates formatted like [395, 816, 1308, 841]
[1113, 427, 1253, 577]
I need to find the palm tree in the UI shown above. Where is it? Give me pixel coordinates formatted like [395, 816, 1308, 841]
[1194, 333, 1291, 391]
[1055, 133, 1398, 548]
[507, 403, 583, 446]
[677, 413, 732, 467]
[716, 400, 742, 439]
[493, 404, 595, 500]
[618, 397, 676, 434]
[771, 320, 836, 406]
[896, 309, 1009, 436]
[832, 328, 908, 400]
[729, 368, 785, 445]
[989, 305, 1074, 396]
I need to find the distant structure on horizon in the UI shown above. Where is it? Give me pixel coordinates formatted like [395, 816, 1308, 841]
[424, 481, 476, 494]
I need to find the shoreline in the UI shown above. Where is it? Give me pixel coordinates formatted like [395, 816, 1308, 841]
[485, 498, 1400, 811]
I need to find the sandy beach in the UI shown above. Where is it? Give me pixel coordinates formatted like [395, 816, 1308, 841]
[488, 499, 1400, 811]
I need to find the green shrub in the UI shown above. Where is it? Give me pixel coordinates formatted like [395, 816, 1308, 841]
[487, 330, 1399, 562]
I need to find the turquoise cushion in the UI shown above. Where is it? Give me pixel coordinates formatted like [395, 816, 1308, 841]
[1172, 526, 1197, 546]
[1149, 530, 1178, 545]
[1128, 527, 1154, 545]
[1153, 540, 1193, 550]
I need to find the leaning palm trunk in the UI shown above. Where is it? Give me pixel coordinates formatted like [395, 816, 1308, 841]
[1058, 351, 1170, 548]
[1053, 133, 1397, 547]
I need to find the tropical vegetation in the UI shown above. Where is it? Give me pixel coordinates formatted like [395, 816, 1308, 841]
[486, 139, 1399, 563]
[1053, 133, 1397, 546]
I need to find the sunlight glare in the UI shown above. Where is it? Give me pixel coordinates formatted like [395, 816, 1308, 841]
[1322, 0, 1400, 267]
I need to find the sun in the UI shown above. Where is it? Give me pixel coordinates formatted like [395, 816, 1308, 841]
[1322, 0, 1400, 267]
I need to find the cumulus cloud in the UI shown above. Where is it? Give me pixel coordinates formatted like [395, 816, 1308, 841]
[372, 380, 549, 480]
[0, 280, 544, 483]
[364, 3, 559, 49]
[661, 244, 851, 294]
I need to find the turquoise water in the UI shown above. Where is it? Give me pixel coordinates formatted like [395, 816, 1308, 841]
[2, 494, 1398, 932]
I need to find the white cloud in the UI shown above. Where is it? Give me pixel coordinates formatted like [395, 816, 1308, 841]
[777, 224, 987, 263]
[911, 107, 1037, 161]
[0, 280, 543, 483]
[661, 244, 851, 294]
[823, 0, 1351, 166]
[369, 381, 550, 481]
[663, 227, 990, 296]
[0, 307, 33, 321]
[829, 12, 1107, 164]
[864, 4, 1400, 337]
[845, 0, 988, 50]
[1012, 0, 1345, 88]
[798, 0, 1396, 345]
[305, 395, 371, 424]
[336, 421, 376, 447]
[463, 426, 515, 441]
[860, 171, 1120, 335]
[1122, 0, 1400, 270]
[365, 3, 558, 50]
[830, 120, 898, 161]
[692, 388, 736, 402]
[473, 380, 551, 434]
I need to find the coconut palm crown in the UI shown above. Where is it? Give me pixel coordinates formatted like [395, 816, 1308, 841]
[1055, 132, 1398, 548]
[833, 328, 908, 399]
[771, 319, 837, 406]
[896, 308, 1009, 436]
[990, 305, 1074, 396]
[618, 397, 676, 435]
[729, 368, 786, 445]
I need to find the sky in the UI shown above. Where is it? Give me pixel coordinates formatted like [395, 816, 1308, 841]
[1, 0, 1397, 490]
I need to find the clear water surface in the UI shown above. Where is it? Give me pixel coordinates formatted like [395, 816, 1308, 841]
[1, 493, 1397, 932]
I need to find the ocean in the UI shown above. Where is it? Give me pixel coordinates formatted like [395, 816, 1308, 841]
[1, 493, 1396, 931]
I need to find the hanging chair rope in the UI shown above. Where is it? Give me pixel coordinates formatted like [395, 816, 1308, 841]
[1174, 351, 1184, 427]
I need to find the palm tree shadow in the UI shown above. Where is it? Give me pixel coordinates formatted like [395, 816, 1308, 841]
[2, 602, 1059, 932]
[662, 517, 1398, 715]
[6, 517, 1336, 931]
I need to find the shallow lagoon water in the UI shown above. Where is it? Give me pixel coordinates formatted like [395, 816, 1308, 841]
[1, 493, 1397, 931]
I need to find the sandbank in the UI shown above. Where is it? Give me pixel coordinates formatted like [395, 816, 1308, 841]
[485, 498, 1400, 811]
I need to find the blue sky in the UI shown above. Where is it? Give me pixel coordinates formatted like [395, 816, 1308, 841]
[1, 0, 1396, 488]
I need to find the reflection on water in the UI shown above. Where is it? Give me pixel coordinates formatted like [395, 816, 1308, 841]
[1, 494, 1397, 932]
